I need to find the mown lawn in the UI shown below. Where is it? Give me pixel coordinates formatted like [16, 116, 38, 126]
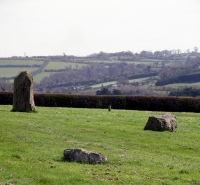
[0, 105, 200, 185]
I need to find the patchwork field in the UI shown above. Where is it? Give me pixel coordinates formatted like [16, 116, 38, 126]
[0, 105, 200, 184]
[90, 81, 117, 88]
[0, 60, 43, 79]
[90, 77, 158, 89]
[33, 72, 53, 83]
[129, 77, 151, 83]
[44, 62, 87, 70]
[0, 59, 190, 89]
[164, 82, 200, 88]
[0, 60, 43, 66]
[0, 67, 39, 78]
[0, 60, 88, 83]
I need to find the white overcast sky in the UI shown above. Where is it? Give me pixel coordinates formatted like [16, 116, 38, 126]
[0, 0, 200, 57]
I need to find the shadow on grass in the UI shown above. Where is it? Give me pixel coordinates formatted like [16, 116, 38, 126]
[54, 156, 110, 166]
[0, 109, 9, 112]
[10, 109, 38, 113]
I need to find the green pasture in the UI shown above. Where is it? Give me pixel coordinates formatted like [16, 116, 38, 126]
[127, 61, 163, 65]
[7, 72, 53, 84]
[164, 82, 200, 88]
[0, 105, 200, 184]
[86, 60, 119, 64]
[0, 68, 39, 78]
[166, 61, 185, 67]
[91, 81, 117, 88]
[142, 59, 163, 62]
[0, 60, 43, 66]
[91, 76, 158, 89]
[129, 76, 159, 83]
[129, 77, 150, 83]
[44, 62, 87, 70]
[33, 72, 53, 83]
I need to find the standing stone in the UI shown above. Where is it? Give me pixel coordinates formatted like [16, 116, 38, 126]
[13, 71, 35, 112]
[63, 148, 108, 164]
[108, 105, 111, 112]
[144, 113, 177, 132]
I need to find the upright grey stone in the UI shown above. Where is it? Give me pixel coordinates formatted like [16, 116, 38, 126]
[13, 71, 35, 112]
[144, 113, 177, 132]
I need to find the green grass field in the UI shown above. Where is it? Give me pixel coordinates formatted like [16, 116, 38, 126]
[0, 105, 200, 184]
[126, 61, 157, 65]
[33, 72, 52, 83]
[0, 60, 43, 79]
[91, 81, 117, 88]
[0, 68, 39, 78]
[142, 59, 163, 62]
[90, 77, 158, 89]
[164, 82, 200, 88]
[84, 60, 119, 64]
[129, 77, 151, 83]
[44, 62, 87, 70]
[0, 60, 43, 65]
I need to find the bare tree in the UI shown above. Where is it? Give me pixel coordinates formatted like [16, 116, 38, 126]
[177, 49, 181, 55]
[194, 47, 198, 53]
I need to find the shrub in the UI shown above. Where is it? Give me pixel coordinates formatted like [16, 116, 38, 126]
[1, 92, 200, 112]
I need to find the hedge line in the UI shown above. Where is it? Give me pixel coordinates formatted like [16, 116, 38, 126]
[1, 92, 200, 112]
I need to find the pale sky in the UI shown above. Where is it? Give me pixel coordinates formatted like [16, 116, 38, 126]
[0, 0, 200, 57]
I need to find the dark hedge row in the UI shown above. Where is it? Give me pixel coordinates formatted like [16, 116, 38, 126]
[1, 92, 200, 112]
[0, 92, 13, 105]
[156, 72, 200, 86]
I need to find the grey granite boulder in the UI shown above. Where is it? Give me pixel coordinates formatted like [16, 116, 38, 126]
[63, 148, 107, 164]
[144, 113, 177, 132]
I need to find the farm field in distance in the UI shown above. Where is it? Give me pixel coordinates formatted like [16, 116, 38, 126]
[0, 105, 200, 185]
[33, 72, 52, 83]
[0, 59, 89, 81]
[90, 77, 158, 89]
[90, 81, 117, 88]
[0, 60, 43, 66]
[44, 61, 87, 70]
[0, 59, 44, 79]
[1, 51, 200, 96]
[164, 82, 200, 88]
[0, 67, 39, 78]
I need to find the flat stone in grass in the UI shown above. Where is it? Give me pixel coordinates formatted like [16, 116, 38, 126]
[144, 113, 177, 132]
[13, 71, 35, 112]
[63, 148, 108, 164]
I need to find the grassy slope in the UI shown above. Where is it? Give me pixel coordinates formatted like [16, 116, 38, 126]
[0, 60, 43, 79]
[91, 81, 117, 88]
[0, 105, 200, 185]
[165, 82, 200, 88]
[33, 72, 56, 83]
[0, 68, 40, 78]
[33, 62, 88, 83]
[90, 77, 158, 89]
[0, 60, 43, 65]
[44, 62, 87, 70]
[0, 59, 188, 86]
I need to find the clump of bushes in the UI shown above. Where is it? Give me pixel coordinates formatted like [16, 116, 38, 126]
[1, 92, 200, 112]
